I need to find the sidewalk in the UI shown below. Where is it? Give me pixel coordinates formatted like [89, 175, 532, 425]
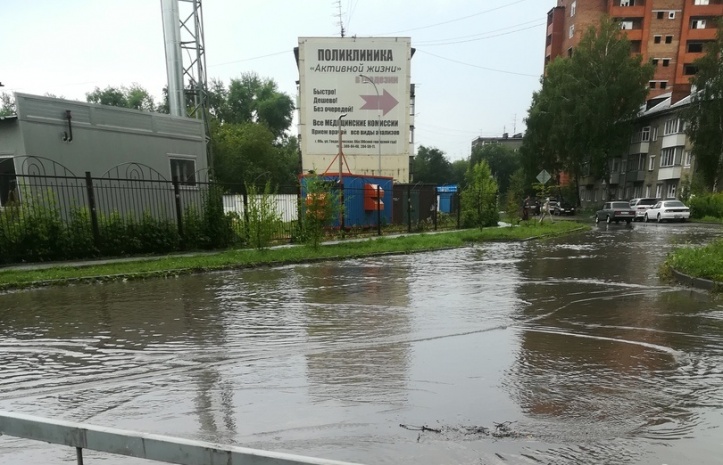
[0, 228, 468, 272]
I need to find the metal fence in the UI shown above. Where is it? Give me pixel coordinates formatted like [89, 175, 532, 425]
[0, 172, 461, 264]
[0, 410, 363, 465]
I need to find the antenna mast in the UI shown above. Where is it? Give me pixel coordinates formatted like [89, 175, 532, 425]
[160, 0, 212, 171]
[335, 0, 345, 37]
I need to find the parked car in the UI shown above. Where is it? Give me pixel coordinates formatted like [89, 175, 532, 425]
[553, 200, 576, 215]
[644, 200, 691, 223]
[595, 201, 635, 224]
[629, 198, 659, 221]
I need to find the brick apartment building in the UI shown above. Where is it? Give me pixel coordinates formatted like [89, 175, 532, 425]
[543, 1, 722, 206]
[545, 0, 723, 99]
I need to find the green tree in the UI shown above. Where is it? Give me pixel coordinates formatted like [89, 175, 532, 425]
[685, 20, 723, 192]
[413, 146, 452, 184]
[470, 143, 521, 196]
[212, 122, 279, 188]
[460, 160, 499, 228]
[522, 17, 653, 200]
[86, 84, 157, 111]
[218, 73, 294, 140]
[450, 159, 468, 186]
[0, 92, 15, 117]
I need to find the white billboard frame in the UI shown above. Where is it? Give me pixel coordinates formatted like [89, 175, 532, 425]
[297, 37, 412, 178]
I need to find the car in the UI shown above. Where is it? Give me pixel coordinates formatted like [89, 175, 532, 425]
[644, 200, 691, 223]
[629, 198, 659, 221]
[553, 200, 576, 215]
[595, 201, 635, 224]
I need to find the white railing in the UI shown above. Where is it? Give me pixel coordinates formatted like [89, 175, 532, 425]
[0, 411, 363, 465]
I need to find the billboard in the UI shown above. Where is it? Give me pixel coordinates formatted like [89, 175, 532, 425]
[297, 37, 412, 181]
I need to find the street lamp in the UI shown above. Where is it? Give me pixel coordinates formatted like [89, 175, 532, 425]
[359, 74, 382, 176]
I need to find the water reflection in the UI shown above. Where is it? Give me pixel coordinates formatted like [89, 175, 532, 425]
[1, 225, 723, 465]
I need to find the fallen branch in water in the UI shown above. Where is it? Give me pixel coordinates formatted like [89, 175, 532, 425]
[399, 424, 442, 433]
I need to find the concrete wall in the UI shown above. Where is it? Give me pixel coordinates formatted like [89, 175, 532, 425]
[9, 93, 207, 179]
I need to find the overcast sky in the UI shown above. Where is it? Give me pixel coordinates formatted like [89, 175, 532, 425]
[2, 0, 548, 161]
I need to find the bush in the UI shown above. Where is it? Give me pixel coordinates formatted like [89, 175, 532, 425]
[461, 160, 499, 228]
[245, 181, 283, 250]
[689, 193, 723, 219]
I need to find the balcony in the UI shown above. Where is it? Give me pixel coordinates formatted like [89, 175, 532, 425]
[658, 166, 682, 180]
[688, 1, 723, 17]
[662, 133, 687, 148]
[629, 142, 650, 154]
[626, 170, 647, 182]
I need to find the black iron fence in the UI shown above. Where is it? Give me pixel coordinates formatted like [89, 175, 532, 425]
[0, 172, 461, 265]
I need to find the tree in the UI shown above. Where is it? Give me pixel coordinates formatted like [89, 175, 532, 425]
[217, 73, 294, 140]
[470, 143, 521, 196]
[413, 146, 452, 184]
[86, 84, 157, 111]
[685, 21, 723, 192]
[450, 159, 468, 186]
[460, 160, 499, 228]
[522, 17, 653, 200]
[0, 93, 15, 117]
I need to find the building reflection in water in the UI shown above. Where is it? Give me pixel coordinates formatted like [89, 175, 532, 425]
[297, 259, 412, 405]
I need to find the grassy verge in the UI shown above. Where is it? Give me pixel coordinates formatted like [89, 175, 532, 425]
[0, 222, 587, 290]
[664, 238, 723, 283]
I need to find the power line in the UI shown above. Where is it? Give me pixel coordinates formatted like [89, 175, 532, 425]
[416, 49, 540, 78]
[379, 0, 534, 35]
[415, 20, 545, 46]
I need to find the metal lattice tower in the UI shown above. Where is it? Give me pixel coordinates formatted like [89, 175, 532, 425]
[161, 0, 212, 169]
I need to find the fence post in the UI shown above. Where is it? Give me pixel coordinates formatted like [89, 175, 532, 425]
[433, 195, 438, 231]
[456, 192, 462, 229]
[377, 184, 382, 236]
[84, 172, 100, 248]
[407, 184, 412, 233]
[172, 177, 184, 242]
[242, 187, 250, 243]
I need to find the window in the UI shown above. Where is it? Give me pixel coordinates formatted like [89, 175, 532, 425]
[654, 35, 662, 44]
[661, 147, 677, 167]
[611, 158, 620, 173]
[683, 151, 693, 167]
[668, 11, 676, 20]
[620, 21, 633, 30]
[664, 118, 683, 135]
[692, 19, 707, 29]
[645, 185, 652, 198]
[657, 11, 665, 20]
[695, 0, 710, 5]
[567, 47, 574, 57]
[570, 1, 576, 16]
[620, 0, 630, 6]
[687, 42, 704, 53]
[656, 184, 663, 198]
[649, 155, 656, 171]
[642, 126, 651, 142]
[569, 24, 575, 38]
[665, 36, 673, 44]
[662, 58, 670, 67]
[666, 183, 677, 199]
[652, 127, 658, 141]
[652, 58, 659, 66]
[660, 81, 668, 89]
[684, 64, 698, 75]
[638, 154, 646, 171]
[170, 158, 197, 186]
[649, 81, 657, 89]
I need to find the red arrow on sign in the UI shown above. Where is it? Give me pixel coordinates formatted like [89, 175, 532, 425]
[360, 89, 398, 116]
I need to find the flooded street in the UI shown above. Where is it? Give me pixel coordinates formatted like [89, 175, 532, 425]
[1, 222, 723, 464]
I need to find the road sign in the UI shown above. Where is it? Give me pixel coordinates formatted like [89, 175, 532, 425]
[537, 169, 551, 184]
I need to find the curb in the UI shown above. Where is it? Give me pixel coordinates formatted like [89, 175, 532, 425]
[670, 267, 719, 291]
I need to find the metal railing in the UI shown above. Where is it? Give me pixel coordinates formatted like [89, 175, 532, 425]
[0, 411, 363, 465]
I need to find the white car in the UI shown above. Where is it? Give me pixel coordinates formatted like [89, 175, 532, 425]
[629, 198, 658, 221]
[644, 200, 691, 223]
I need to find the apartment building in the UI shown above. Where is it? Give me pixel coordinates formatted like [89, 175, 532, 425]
[545, 0, 720, 206]
[545, 0, 723, 99]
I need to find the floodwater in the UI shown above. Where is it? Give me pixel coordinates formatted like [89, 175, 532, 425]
[1, 222, 723, 465]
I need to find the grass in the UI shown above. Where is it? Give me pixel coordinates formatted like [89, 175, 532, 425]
[0, 221, 587, 290]
[664, 238, 723, 283]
